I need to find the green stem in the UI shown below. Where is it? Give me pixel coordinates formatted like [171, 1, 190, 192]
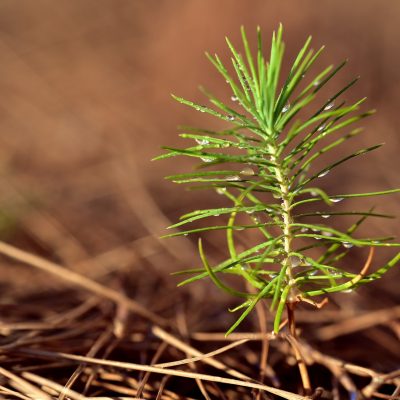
[268, 143, 294, 282]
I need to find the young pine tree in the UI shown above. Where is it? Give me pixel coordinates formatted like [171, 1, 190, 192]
[155, 25, 400, 336]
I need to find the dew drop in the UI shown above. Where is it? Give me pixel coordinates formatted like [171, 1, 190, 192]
[343, 289, 353, 293]
[324, 101, 335, 110]
[318, 170, 330, 178]
[289, 255, 302, 268]
[231, 95, 238, 102]
[201, 157, 213, 163]
[330, 197, 344, 203]
[216, 188, 227, 195]
[343, 242, 354, 249]
[321, 214, 330, 219]
[235, 226, 245, 231]
[313, 80, 320, 87]
[226, 175, 240, 181]
[227, 115, 235, 121]
[322, 231, 333, 237]
[240, 167, 255, 176]
[317, 124, 326, 132]
[300, 227, 309, 233]
[183, 233, 189, 236]
[214, 213, 220, 217]
[195, 138, 209, 145]
[282, 103, 290, 113]
[245, 209, 255, 214]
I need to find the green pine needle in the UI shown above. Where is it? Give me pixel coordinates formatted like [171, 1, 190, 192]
[158, 25, 400, 336]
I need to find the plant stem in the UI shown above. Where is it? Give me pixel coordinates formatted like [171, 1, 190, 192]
[286, 302, 297, 337]
[286, 303, 312, 395]
[273, 145, 311, 395]
[268, 143, 294, 282]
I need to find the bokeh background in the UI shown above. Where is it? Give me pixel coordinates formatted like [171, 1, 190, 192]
[0, 1, 399, 308]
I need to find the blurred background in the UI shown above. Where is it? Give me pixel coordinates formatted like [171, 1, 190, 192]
[0, 0, 399, 309]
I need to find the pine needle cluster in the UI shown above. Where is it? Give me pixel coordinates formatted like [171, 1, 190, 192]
[155, 25, 400, 335]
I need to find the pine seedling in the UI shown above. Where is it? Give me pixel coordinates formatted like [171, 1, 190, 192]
[155, 25, 400, 336]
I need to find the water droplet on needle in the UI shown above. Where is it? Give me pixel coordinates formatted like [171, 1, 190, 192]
[324, 101, 335, 110]
[216, 188, 226, 195]
[240, 167, 255, 176]
[196, 138, 209, 145]
[318, 170, 330, 178]
[289, 255, 302, 268]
